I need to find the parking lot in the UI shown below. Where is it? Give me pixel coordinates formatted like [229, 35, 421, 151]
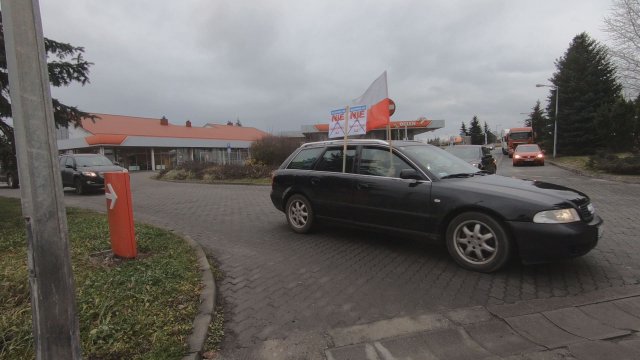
[2, 151, 640, 358]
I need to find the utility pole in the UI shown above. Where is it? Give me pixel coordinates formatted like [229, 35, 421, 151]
[1, 0, 82, 358]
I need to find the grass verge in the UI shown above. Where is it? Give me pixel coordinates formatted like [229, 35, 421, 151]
[551, 155, 640, 183]
[0, 196, 206, 359]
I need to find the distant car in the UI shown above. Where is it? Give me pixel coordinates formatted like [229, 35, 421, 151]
[59, 154, 127, 195]
[513, 144, 545, 166]
[0, 161, 19, 188]
[443, 145, 497, 174]
[270, 139, 602, 273]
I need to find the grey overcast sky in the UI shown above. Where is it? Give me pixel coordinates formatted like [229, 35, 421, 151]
[38, 0, 612, 139]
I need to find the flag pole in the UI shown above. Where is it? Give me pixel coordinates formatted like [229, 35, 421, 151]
[342, 105, 350, 173]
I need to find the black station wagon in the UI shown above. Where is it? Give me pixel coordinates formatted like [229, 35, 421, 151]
[270, 140, 603, 272]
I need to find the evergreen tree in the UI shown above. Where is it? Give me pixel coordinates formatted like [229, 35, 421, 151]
[526, 101, 549, 150]
[460, 122, 468, 136]
[595, 96, 635, 152]
[0, 11, 94, 168]
[469, 116, 484, 145]
[483, 121, 495, 144]
[546, 32, 622, 155]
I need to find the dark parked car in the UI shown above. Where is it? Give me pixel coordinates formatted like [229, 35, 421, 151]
[443, 145, 497, 174]
[59, 154, 127, 194]
[0, 161, 19, 188]
[270, 140, 603, 272]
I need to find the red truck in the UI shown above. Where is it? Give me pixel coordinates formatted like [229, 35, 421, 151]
[503, 127, 534, 158]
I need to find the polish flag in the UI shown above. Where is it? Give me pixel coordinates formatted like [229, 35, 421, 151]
[352, 71, 390, 132]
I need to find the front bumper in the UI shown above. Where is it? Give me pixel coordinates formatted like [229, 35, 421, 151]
[82, 176, 105, 189]
[507, 215, 603, 264]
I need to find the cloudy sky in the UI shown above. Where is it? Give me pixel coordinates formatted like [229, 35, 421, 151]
[37, 0, 612, 139]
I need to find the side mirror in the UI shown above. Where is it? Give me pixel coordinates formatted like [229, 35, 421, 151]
[400, 169, 422, 180]
[113, 161, 120, 166]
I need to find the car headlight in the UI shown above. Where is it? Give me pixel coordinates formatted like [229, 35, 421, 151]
[533, 208, 581, 223]
[514, 155, 521, 159]
[537, 154, 544, 158]
[82, 171, 97, 177]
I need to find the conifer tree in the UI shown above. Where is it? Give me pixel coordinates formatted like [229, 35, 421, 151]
[460, 122, 468, 136]
[469, 116, 484, 145]
[526, 101, 549, 150]
[0, 11, 94, 168]
[546, 33, 621, 155]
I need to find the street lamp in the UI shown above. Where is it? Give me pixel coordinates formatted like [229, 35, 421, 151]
[535, 84, 559, 158]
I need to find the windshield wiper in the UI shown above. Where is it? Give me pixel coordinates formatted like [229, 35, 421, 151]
[440, 173, 476, 179]
[475, 170, 491, 176]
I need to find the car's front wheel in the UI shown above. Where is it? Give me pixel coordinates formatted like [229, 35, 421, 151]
[285, 194, 314, 234]
[446, 212, 511, 272]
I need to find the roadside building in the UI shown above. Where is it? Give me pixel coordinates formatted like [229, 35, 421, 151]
[56, 113, 268, 171]
[301, 119, 444, 142]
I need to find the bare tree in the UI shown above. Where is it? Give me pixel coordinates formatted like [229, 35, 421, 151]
[604, 0, 640, 95]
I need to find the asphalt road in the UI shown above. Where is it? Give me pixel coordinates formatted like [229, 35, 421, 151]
[2, 151, 640, 359]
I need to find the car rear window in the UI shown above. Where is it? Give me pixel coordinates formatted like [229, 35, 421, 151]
[314, 147, 356, 173]
[287, 147, 324, 170]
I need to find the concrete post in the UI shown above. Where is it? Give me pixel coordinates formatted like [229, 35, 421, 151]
[151, 148, 156, 171]
[1, 0, 82, 358]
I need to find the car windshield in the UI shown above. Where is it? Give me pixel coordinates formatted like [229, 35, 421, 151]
[398, 144, 482, 179]
[443, 147, 480, 161]
[75, 155, 114, 167]
[516, 145, 540, 152]
[509, 131, 532, 140]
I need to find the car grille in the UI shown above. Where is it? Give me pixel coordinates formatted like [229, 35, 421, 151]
[578, 202, 594, 222]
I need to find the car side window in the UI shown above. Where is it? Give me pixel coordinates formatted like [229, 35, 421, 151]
[314, 147, 356, 173]
[287, 148, 324, 170]
[359, 147, 414, 178]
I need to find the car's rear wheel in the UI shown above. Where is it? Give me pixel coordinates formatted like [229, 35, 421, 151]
[74, 178, 85, 195]
[285, 194, 314, 234]
[446, 212, 511, 272]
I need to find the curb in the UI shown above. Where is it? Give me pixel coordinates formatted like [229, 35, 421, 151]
[182, 235, 216, 360]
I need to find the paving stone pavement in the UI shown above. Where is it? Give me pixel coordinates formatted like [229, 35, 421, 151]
[325, 287, 640, 360]
[1, 156, 640, 359]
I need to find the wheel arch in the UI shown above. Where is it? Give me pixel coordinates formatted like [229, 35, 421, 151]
[282, 187, 314, 211]
[438, 205, 517, 253]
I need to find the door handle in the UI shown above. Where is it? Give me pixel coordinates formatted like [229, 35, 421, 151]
[356, 183, 370, 190]
[311, 178, 320, 185]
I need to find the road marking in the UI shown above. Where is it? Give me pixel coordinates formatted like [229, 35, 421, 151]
[105, 183, 118, 210]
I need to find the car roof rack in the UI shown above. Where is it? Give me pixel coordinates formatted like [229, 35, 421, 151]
[300, 139, 391, 148]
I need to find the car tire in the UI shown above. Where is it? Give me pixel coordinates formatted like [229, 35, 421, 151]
[74, 178, 85, 195]
[445, 212, 511, 273]
[285, 194, 314, 234]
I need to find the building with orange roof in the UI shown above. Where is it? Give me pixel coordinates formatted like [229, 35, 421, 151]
[56, 113, 268, 171]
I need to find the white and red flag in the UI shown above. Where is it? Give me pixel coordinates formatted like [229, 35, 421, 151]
[352, 71, 390, 132]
